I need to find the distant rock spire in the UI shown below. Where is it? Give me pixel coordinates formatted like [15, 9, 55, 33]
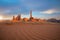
[17, 14, 21, 21]
[30, 10, 32, 18]
[17, 8, 21, 21]
[29, 10, 34, 21]
[13, 16, 15, 20]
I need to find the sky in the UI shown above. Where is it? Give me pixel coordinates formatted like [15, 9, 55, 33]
[0, 0, 60, 20]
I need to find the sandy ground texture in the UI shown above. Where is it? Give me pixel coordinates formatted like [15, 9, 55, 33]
[0, 22, 60, 40]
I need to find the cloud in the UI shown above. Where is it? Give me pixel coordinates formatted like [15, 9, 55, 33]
[40, 9, 60, 14]
[0, 10, 11, 15]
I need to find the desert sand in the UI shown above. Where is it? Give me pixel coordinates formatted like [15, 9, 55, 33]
[0, 22, 60, 40]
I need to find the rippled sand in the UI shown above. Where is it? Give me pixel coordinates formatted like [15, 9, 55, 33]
[0, 22, 60, 40]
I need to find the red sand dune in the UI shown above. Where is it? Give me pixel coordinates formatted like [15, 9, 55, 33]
[0, 22, 60, 40]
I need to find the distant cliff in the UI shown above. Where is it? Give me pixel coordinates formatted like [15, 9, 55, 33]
[47, 18, 60, 23]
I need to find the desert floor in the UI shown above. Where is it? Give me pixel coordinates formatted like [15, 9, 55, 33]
[0, 22, 60, 40]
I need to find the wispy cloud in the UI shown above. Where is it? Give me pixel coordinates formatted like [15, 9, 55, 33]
[40, 9, 60, 14]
